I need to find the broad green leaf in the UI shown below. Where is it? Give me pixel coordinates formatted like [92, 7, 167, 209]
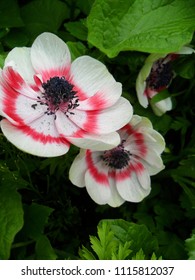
[0, 165, 24, 259]
[22, 203, 53, 240]
[3, 30, 29, 48]
[0, 0, 23, 28]
[87, 0, 195, 57]
[65, 20, 88, 41]
[35, 235, 57, 260]
[21, 0, 70, 41]
[67, 41, 87, 61]
[185, 233, 195, 260]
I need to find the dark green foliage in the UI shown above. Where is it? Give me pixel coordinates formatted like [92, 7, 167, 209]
[0, 0, 195, 260]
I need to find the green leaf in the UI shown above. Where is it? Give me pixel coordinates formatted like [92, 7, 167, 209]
[150, 90, 171, 105]
[87, 0, 195, 57]
[0, 53, 7, 68]
[80, 219, 159, 260]
[174, 57, 195, 79]
[0, 165, 24, 259]
[0, 0, 23, 28]
[35, 235, 57, 260]
[76, 0, 95, 15]
[67, 41, 87, 60]
[22, 203, 53, 240]
[21, 0, 70, 41]
[3, 30, 29, 48]
[90, 221, 118, 259]
[65, 20, 88, 41]
[185, 232, 195, 260]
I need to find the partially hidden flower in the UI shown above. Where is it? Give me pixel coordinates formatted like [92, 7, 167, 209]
[0, 32, 133, 157]
[69, 115, 165, 207]
[136, 46, 195, 116]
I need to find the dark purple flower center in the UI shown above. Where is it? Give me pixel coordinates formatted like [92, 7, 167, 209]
[146, 57, 173, 91]
[101, 140, 131, 169]
[32, 76, 79, 117]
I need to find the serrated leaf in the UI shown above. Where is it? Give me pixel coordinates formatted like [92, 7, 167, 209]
[185, 233, 195, 260]
[112, 242, 132, 260]
[106, 219, 159, 257]
[22, 203, 53, 240]
[79, 246, 96, 260]
[35, 235, 57, 260]
[87, 0, 195, 57]
[0, 167, 24, 259]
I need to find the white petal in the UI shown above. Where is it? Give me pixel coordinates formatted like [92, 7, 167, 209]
[151, 97, 172, 116]
[107, 175, 125, 207]
[1, 119, 70, 157]
[136, 74, 148, 108]
[140, 149, 165, 175]
[176, 46, 195, 55]
[85, 161, 111, 205]
[55, 110, 80, 136]
[4, 47, 35, 84]
[31, 32, 71, 80]
[66, 131, 120, 151]
[116, 170, 151, 203]
[70, 97, 133, 135]
[78, 80, 122, 110]
[69, 149, 87, 187]
[70, 55, 121, 100]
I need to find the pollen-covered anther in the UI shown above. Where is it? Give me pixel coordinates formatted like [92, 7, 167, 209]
[41, 76, 79, 116]
[101, 140, 131, 169]
[146, 58, 173, 91]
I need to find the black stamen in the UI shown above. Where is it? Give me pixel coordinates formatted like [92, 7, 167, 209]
[101, 140, 131, 169]
[146, 58, 173, 91]
[39, 76, 79, 116]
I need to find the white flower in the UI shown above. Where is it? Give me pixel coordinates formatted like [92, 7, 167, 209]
[136, 46, 195, 116]
[69, 115, 165, 207]
[0, 32, 133, 157]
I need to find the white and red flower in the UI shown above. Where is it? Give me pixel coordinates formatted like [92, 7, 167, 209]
[136, 46, 195, 116]
[69, 115, 165, 207]
[0, 32, 133, 157]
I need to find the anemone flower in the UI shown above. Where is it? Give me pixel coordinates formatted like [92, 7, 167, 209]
[136, 46, 195, 116]
[69, 115, 165, 207]
[0, 32, 133, 157]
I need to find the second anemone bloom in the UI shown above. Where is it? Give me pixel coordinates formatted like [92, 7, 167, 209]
[136, 47, 195, 116]
[69, 115, 165, 207]
[0, 32, 133, 157]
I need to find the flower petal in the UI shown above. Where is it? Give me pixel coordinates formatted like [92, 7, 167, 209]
[2, 66, 39, 99]
[0, 76, 46, 125]
[55, 110, 81, 136]
[66, 131, 120, 151]
[31, 32, 71, 81]
[69, 97, 133, 134]
[107, 175, 125, 207]
[150, 97, 172, 116]
[69, 149, 87, 188]
[1, 119, 70, 157]
[4, 47, 35, 84]
[116, 168, 151, 202]
[70, 55, 121, 101]
[176, 46, 195, 54]
[85, 154, 111, 205]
